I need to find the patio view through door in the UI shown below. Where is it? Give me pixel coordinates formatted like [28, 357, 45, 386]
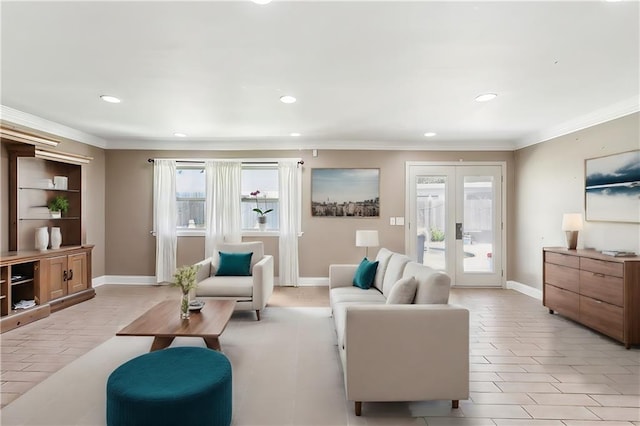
[406, 163, 504, 287]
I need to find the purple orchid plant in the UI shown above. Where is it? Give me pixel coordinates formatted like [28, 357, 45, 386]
[250, 190, 273, 216]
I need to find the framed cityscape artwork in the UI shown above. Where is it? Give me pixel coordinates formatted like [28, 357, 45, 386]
[311, 168, 380, 217]
[585, 149, 640, 223]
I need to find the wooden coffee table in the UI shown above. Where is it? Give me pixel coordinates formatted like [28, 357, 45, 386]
[116, 299, 236, 351]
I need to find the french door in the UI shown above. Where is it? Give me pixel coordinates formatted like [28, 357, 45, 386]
[406, 163, 504, 287]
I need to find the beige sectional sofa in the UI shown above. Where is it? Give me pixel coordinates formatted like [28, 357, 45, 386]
[329, 248, 469, 416]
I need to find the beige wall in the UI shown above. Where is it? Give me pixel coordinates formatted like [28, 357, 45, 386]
[512, 112, 640, 290]
[105, 149, 515, 279]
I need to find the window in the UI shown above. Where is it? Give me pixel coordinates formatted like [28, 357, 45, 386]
[173, 162, 281, 233]
[241, 165, 279, 231]
[176, 165, 205, 229]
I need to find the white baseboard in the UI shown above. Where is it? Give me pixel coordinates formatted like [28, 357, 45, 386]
[506, 280, 542, 300]
[92, 275, 156, 287]
[296, 277, 329, 287]
[94, 275, 329, 288]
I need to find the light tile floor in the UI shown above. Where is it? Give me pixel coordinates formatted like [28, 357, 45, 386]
[1, 285, 639, 426]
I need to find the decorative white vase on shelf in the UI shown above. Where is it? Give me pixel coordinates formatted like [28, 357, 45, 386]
[35, 227, 49, 251]
[50, 227, 62, 249]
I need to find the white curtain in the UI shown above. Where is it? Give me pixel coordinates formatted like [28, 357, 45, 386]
[153, 159, 177, 284]
[278, 160, 301, 286]
[204, 160, 242, 259]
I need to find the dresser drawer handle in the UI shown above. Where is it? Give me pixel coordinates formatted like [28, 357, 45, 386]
[593, 273, 605, 278]
[594, 300, 602, 304]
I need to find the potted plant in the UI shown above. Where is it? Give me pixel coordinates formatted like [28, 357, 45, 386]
[250, 190, 273, 230]
[48, 195, 69, 219]
[171, 264, 200, 320]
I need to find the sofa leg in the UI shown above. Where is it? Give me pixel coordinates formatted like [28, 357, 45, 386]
[355, 401, 362, 416]
[452, 400, 459, 409]
[256, 310, 261, 321]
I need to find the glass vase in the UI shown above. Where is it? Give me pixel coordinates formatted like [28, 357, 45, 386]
[180, 292, 190, 320]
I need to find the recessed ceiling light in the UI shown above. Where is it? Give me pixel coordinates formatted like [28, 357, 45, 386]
[475, 93, 497, 102]
[280, 95, 297, 104]
[173, 132, 187, 137]
[290, 132, 301, 137]
[100, 95, 121, 103]
[424, 132, 437, 137]
[252, 0, 272, 4]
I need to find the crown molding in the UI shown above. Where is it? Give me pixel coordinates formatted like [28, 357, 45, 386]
[0, 105, 108, 149]
[105, 137, 518, 152]
[515, 96, 640, 150]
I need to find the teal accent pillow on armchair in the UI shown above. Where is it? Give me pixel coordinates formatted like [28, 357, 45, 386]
[353, 257, 379, 289]
[215, 251, 253, 276]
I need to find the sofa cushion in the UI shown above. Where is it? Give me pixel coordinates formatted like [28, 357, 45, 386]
[332, 300, 385, 349]
[381, 254, 411, 296]
[212, 242, 264, 275]
[372, 248, 394, 293]
[386, 276, 418, 304]
[330, 287, 386, 307]
[403, 262, 451, 304]
[352, 258, 379, 289]
[195, 276, 253, 298]
[215, 252, 252, 276]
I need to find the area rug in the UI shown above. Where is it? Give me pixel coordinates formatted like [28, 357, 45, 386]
[1, 307, 357, 426]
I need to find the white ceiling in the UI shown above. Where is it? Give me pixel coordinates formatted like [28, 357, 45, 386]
[1, 1, 638, 151]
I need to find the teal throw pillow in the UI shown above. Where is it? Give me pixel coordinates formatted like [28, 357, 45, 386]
[215, 251, 253, 276]
[353, 257, 379, 289]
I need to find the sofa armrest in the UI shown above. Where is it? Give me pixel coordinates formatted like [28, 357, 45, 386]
[252, 255, 274, 310]
[343, 304, 469, 402]
[194, 258, 213, 283]
[329, 264, 358, 289]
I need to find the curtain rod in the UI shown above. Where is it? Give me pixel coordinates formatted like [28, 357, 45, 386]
[147, 158, 304, 166]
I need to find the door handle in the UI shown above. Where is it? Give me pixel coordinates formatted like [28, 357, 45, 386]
[68, 269, 74, 280]
[63, 270, 68, 282]
[456, 223, 463, 240]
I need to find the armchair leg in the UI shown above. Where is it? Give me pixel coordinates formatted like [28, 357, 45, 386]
[355, 401, 362, 416]
[452, 400, 459, 409]
[256, 309, 261, 321]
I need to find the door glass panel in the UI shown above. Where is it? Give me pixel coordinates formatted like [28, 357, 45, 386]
[416, 176, 446, 270]
[462, 175, 494, 273]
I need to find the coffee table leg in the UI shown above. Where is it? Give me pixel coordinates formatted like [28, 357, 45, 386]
[203, 337, 221, 351]
[150, 336, 175, 351]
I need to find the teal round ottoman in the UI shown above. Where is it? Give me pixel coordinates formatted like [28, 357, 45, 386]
[106, 347, 232, 426]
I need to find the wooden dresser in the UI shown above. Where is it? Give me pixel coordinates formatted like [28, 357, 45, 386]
[543, 247, 640, 349]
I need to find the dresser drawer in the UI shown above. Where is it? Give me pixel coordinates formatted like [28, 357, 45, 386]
[546, 252, 580, 269]
[545, 284, 579, 321]
[580, 296, 624, 342]
[580, 270, 624, 307]
[545, 263, 579, 293]
[580, 257, 623, 278]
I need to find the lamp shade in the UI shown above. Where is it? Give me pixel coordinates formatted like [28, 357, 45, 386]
[355, 230, 379, 248]
[561, 213, 583, 231]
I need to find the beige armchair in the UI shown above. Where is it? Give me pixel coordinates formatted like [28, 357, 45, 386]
[193, 241, 274, 320]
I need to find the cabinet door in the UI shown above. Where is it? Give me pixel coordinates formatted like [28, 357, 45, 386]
[67, 253, 87, 294]
[41, 256, 68, 300]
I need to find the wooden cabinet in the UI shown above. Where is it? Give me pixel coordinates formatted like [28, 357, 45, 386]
[543, 247, 640, 349]
[1, 245, 94, 333]
[1, 137, 94, 332]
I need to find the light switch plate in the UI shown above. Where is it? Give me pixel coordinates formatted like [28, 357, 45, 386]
[390, 217, 396, 226]
[396, 217, 405, 226]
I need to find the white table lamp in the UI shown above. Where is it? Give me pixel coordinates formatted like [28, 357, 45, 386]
[356, 230, 379, 258]
[561, 213, 583, 250]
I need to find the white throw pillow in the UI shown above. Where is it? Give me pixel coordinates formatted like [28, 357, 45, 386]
[386, 276, 417, 304]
